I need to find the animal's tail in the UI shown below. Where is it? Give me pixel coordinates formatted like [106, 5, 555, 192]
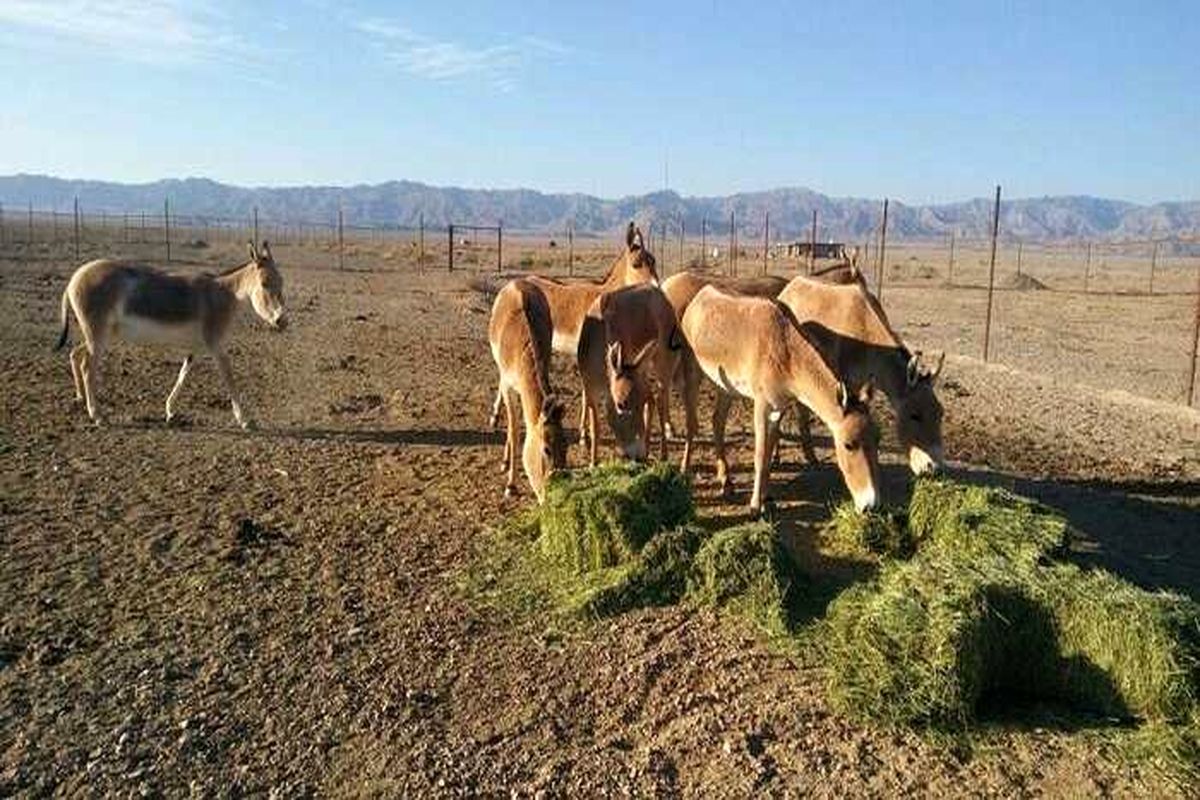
[55, 289, 70, 350]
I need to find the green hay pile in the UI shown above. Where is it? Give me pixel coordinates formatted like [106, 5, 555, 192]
[538, 462, 693, 574]
[564, 525, 706, 618]
[907, 478, 1070, 567]
[824, 480, 1200, 731]
[823, 503, 913, 559]
[687, 522, 796, 640]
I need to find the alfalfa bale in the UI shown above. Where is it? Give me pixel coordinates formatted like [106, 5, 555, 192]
[538, 462, 693, 575]
[822, 502, 913, 559]
[687, 521, 796, 639]
[565, 525, 706, 618]
[908, 478, 1070, 567]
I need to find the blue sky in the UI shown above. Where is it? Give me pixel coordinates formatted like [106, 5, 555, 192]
[0, 0, 1195, 204]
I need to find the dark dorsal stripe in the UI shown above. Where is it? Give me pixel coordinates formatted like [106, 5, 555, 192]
[122, 268, 200, 323]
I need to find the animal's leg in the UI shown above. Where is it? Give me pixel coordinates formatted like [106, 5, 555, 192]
[69, 344, 86, 402]
[214, 351, 250, 429]
[749, 396, 773, 514]
[796, 401, 820, 465]
[578, 389, 590, 448]
[679, 352, 699, 473]
[712, 391, 734, 496]
[80, 343, 105, 426]
[165, 354, 193, 423]
[488, 384, 503, 428]
[641, 393, 654, 460]
[503, 386, 520, 497]
[663, 357, 681, 440]
[655, 353, 673, 458]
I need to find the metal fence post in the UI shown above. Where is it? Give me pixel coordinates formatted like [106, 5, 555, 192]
[876, 199, 889, 301]
[253, 206, 259, 245]
[808, 208, 817, 275]
[0, 201, 5, 245]
[164, 197, 171, 262]
[948, 232, 956, 286]
[497, 223, 503, 273]
[27, 201, 33, 245]
[448, 224, 454, 272]
[338, 208, 345, 270]
[729, 210, 736, 276]
[1084, 241, 1092, 293]
[761, 213, 768, 276]
[568, 221, 574, 276]
[982, 185, 1002, 362]
[701, 216, 707, 268]
[73, 196, 80, 262]
[419, 212, 425, 270]
[1188, 260, 1200, 406]
[1149, 241, 1159, 294]
[1016, 241, 1023, 277]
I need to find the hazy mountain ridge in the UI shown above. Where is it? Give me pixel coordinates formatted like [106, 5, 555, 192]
[2, 174, 1197, 242]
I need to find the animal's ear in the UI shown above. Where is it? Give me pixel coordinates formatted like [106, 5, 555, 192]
[626, 221, 637, 250]
[930, 351, 945, 381]
[248, 240, 260, 261]
[848, 246, 860, 269]
[632, 226, 645, 251]
[541, 396, 565, 424]
[606, 341, 622, 372]
[858, 377, 876, 404]
[630, 339, 658, 368]
[837, 381, 851, 412]
[261, 240, 273, 261]
[906, 352, 922, 388]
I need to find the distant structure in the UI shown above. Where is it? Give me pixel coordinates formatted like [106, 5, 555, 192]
[783, 241, 847, 260]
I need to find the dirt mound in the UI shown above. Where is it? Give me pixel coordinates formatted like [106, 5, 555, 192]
[1003, 272, 1049, 291]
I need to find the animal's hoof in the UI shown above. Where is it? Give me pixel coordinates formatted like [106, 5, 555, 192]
[241, 419, 257, 431]
[663, 423, 675, 440]
[504, 484, 517, 499]
[719, 479, 733, 498]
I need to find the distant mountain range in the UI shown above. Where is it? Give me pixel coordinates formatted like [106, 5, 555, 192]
[2, 174, 1196, 243]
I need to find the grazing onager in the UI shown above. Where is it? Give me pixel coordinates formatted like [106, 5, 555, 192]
[680, 286, 882, 513]
[576, 306, 649, 466]
[488, 278, 568, 502]
[661, 272, 789, 322]
[777, 275, 945, 475]
[595, 284, 684, 462]
[56, 241, 287, 428]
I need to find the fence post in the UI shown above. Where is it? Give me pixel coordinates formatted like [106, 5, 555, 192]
[876, 199, 889, 301]
[27, 201, 33, 245]
[728, 211, 734, 276]
[338, 208, 345, 271]
[701, 217, 707, 268]
[1149, 241, 1159, 295]
[1084, 241, 1092, 293]
[253, 206, 259, 245]
[0, 202, 5, 245]
[448, 224, 454, 272]
[497, 223, 503, 273]
[982, 185, 1002, 362]
[419, 212, 425, 271]
[1188, 260, 1199, 406]
[808, 208, 817, 275]
[164, 197, 171, 262]
[73, 196, 80, 262]
[679, 218, 685, 276]
[763, 213, 770, 276]
[568, 221, 575, 276]
[947, 232, 956, 286]
[1016, 241, 1023, 277]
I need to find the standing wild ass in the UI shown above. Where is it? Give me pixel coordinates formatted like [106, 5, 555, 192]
[56, 241, 287, 428]
[488, 278, 568, 502]
[680, 286, 882, 513]
[777, 275, 944, 474]
[585, 283, 683, 463]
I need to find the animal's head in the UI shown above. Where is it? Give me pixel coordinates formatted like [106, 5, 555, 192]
[618, 222, 660, 287]
[524, 396, 568, 503]
[603, 377, 648, 462]
[605, 339, 657, 418]
[247, 240, 287, 330]
[896, 351, 945, 475]
[829, 381, 882, 512]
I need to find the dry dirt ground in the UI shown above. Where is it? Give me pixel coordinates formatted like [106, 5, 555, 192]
[1, 238, 1197, 797]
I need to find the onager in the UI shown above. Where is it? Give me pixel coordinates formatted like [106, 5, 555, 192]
[489, 221, 660, 444]
[680, 286, 882, 513]
[576, 306, 650, 466]
[487, 278, 568, 502]
[56, 241, 287, 428]
[594, 284, 684, 462]
[777, 275, 945, 475]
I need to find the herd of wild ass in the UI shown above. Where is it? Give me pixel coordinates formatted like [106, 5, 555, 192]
[488, 223, 945, 513]
[52, 226, 944, 514]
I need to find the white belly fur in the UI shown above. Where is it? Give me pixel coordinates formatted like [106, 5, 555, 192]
[113, 312, 203, 347]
